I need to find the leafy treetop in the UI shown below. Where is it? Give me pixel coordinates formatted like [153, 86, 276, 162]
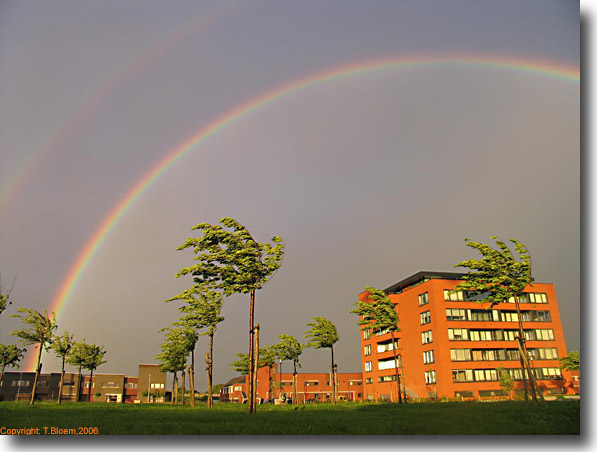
[231, 346, 277, 375]
[174, 217, 284, 295]
[168, 289, 225, 337]
[52, 331, 75, 360]
[559, 351, 580, 371]
[305, 316, 339, 350]
[453, 237, 534, 308]
[275, 334, 303, 367]
[0, 344, 25, 371]
[11, 308, 57, 349]
[350, 286, 399, 334]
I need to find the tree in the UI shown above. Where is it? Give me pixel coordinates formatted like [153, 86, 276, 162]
[51, 331, 74, 404]
[497, 366, 515, 398]
[0, 275, 15, 316]
[453, 237, 542, 404]
[168, 289, 224, 408]
[559, 351, 580, 371]
[351, 286, 404, 403]
[174, 217, 284, 414]
[275, 334, 303, 404]
[156, 326, 195, 404]
[67, 339, 88, 402]
[11, 308, 57, 404]
[82, 343, 106, 403]
[305, 316, 339, 404]
[0, 344, 25, 389]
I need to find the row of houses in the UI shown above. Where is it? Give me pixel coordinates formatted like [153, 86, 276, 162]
[0, 364, 167, 403]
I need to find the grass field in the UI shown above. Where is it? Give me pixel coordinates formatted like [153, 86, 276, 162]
[0, 400, 580, 435]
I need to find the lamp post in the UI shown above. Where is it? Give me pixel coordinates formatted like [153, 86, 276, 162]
[148, 374, 151, 403]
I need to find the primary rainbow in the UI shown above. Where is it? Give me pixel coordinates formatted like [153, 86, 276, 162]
[28, 54, 579, 369]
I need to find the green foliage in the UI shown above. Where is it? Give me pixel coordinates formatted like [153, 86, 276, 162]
[275, 334, 303, 367]
[211, 383, 223, 394]
[350, 286, 399, 334]
[231, 347, 276, 375]
[305, 316, 339, 349]
[156, 326, 195, 374]
[0, 344, 25, 371]
[559, 351, 580, 371]
[66, 340, 89, 369]
[52, 331, 74, 361]
[64, 339, 105, 372]
[174, 217, 285, 295]
[169, 289, 224, 337]
[453, 237, 534, 307]
[11, 308, 57, 350]
[83, 343, 106, 373]
[497, 367, 514, 393]
[0, 275, 14, 316]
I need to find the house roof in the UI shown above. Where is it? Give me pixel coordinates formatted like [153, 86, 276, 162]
[222, 376, 245, 386]
[382, 271, 467, 295]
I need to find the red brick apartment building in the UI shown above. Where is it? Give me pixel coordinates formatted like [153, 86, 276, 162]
[358, 271, 577, 401]
[220, 366, 363, 403]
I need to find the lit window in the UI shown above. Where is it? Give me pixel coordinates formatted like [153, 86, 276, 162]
[446, 309, 467, 321]
[448, 329, 468, 341]
[444, 290, 465, 301]
[365, 378, 373, 384]
[420, 311, 431, 325]
[364, 345, 371, 356]
[364, 361, 372, 372]
[423, 350, 435, 364]
[363, 329, 371, 340]
[418, 292, 429, 306]
[421, 330, 433, 344]
[425, 371, 436, 384]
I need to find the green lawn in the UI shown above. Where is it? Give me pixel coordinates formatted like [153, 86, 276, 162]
[0, 400, 580, 435]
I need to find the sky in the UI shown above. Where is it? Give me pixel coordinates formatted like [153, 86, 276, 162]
[0, 0, 580, 391]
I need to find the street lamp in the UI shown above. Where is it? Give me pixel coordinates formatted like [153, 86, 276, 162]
[148, 374, 151, 403]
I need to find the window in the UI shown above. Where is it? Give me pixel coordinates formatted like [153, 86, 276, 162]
[234, 385, 242, 391]
[305, 381, 319, 386]
[363, 328, 371, 340]
[425, 371, 436, 384]
[126, 382, 137, 389]
[446, 309, 467, 321]
[479, 390, 506, 397]
[103, 382, 120, 388]
[37, 380, 50, 387]
[12, 380, 30, 387]
[455, 391, 474, 398]
[452, 369, 474, 382]
[473, 369, 498, 381]
[423, 350, 435, 364]
[364, 361, 372, 372]
[377, 340, 399, 353]
[448, 329, 468, 341]
[421, 330, 433, 344]
[364, 345, 371, 356]
[508, 293, 548, 304]
[349, 381, 362, 386]
[501, 311, 519, 322]
[420, 311, 431, 325]
[150, 383, 164, 389]
[525, 329, 555, 341]
[450, 348, 472, 361]
[418, 292, 429, 306]
[378, 375, 397, 383]
[469, 310, 493, 322]
[378, 357, 399, 370]
[62, 381, 75, 387]
[444, 290, 465, 301]
[365, 378, 373, 384]
[83, 382, 94, 388]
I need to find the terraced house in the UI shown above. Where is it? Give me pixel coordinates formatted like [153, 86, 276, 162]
[358, 271, 576, 401]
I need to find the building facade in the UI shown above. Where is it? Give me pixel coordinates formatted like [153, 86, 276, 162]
[358, 271, 575, 401]
[220, 366, 363, 403]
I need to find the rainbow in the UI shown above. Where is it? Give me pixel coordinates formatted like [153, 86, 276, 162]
[0, 0, 244, 216]
[26, 54, 579, 370]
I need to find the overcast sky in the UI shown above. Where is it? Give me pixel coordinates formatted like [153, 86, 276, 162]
[0, 0, 579, 390]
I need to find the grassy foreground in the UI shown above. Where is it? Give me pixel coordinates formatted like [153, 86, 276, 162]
[0, 400, 580, 435]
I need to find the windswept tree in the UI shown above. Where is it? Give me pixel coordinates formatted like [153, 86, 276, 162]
[0, 275, 15, 316]
[83, 343, 106, 403]
[156, 334, 188, 405]
[157, 326, 195, 404]
[559, 351, 580, 371]
[168, 289, 224, 408]
[453, 237, 542, 404]
[0, 344, 25, 388]
[351, 286, 404, 403]
[67, 339, 88, 402]
[305, 316, 339, 404]
[275, 334, 303, 404]
[11, 308, 57, 405]
[51, 331, 74, 404]
[231, 346, 278, 401]
[174, 217, 284, 414]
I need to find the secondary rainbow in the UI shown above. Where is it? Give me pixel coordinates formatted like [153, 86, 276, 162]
[29, 54, 579, 369]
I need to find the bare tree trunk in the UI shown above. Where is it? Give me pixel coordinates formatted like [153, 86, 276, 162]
[181, 368, 186, 405]
[0, 364, 5, 394]
[171, 372, 176, 404]
[75, 365, 82, 402]
[293, 360, 298, 405]
[252, 324, 260, 413]
[207, 333, 214, 408]
[514, 296, 539, 404]
[30, 344, 43, 405]
[399, 354, 407, 403]
[57, 356, 65, 404]
[248, 289, 255, 414]
[390, 331, 402, 404]
[189, 364, 194, 407]
[330, 345, 337, 404]
[89, 368, 94, 403]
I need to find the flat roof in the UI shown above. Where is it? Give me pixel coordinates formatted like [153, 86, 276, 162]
[383, 271, 467, 295]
